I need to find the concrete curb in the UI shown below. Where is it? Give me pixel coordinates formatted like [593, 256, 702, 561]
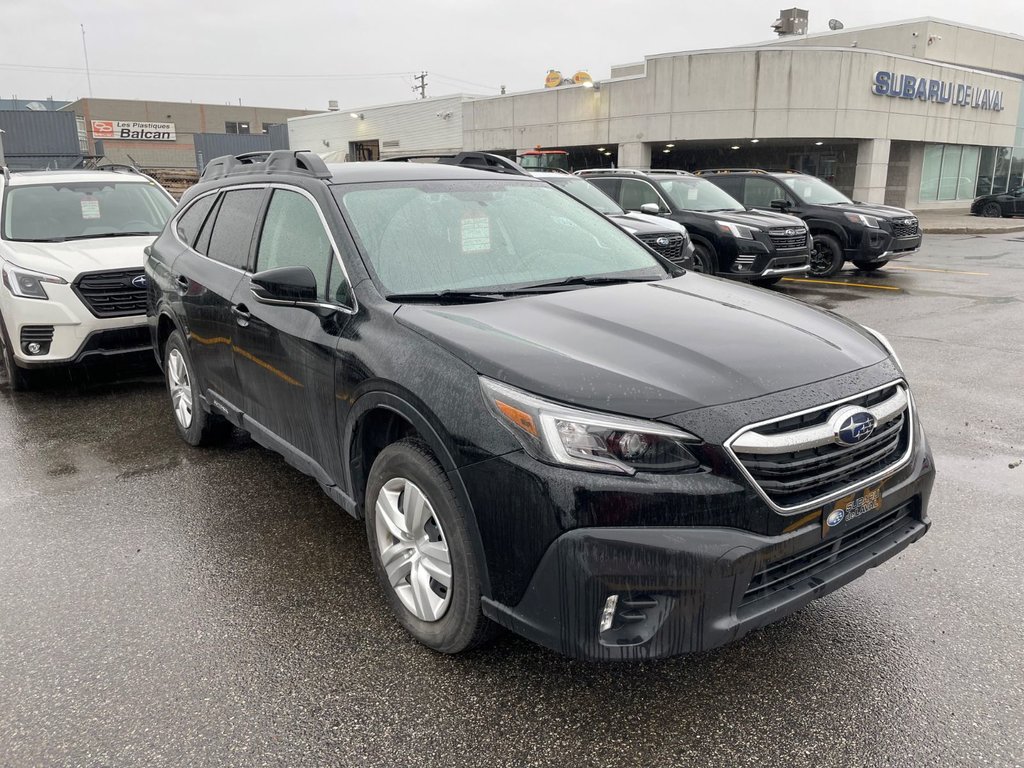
[921, 224, 1024, 235]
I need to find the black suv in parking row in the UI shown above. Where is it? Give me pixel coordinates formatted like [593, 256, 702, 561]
[696, 169, 923, 277]
[578, 168, 812, 286]
[147, 150, 933, 660]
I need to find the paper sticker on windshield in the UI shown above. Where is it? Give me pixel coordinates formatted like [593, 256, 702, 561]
[461, 215, 491, 253]
[80, 199, 101, 219]
[686, 187, 698, 201]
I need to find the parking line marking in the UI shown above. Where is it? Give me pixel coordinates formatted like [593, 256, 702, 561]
[781, 278, 901, 291]
[887, 265, 989, 276]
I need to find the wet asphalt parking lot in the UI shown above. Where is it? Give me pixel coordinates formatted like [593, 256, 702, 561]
[1, 233, 1022, 767]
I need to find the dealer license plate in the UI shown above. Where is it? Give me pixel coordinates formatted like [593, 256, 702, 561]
[821, 481, 885, 539]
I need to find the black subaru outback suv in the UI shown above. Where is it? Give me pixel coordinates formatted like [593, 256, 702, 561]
[147, 149, 934, 661]
[577, 168, 810, 286]
[697, 169, 923, 277]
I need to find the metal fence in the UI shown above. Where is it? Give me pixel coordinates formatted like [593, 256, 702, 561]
[0, 111, 83, 169]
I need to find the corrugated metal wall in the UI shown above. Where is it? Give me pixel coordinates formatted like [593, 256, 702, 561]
[268, 123, 289, 150]
[0, 110, 83, 169]
[193, 133, 276, 172]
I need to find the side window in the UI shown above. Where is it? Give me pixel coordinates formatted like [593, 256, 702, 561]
[194, 194, 222, 255]
[175, 194, 217, 247]
[588, 178, 620, 204]
[709, 176, 743, 200]
[619, 179, 666, 211]
[206, 189, 264, 269]
[256, 189, 346, 303]
[744, 177, 785, 208]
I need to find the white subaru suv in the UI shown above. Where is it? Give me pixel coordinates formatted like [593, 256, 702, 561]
[0, 167, 176, 389]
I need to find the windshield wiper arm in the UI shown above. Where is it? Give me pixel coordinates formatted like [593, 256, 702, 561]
[60, 231, 158, 240]
[385, 290, 507, 303]
[506, 275, 663, 292]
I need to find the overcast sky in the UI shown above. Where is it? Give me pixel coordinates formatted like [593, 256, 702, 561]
[4, 0, 1023, 112]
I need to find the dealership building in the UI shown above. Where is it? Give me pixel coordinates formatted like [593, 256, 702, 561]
[289, 17, 1024, 209]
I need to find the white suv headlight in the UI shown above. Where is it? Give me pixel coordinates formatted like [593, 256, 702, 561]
[1, 262, 68, 300]
[480, 377, 701, 475]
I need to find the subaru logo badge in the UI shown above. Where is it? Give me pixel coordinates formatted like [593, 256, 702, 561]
[830, 406, 877, 446]
[785, 228, 795, 236]
[656, 237, 670, 246]
[826, 509, 846, 527]
[131, 275, 147, 289]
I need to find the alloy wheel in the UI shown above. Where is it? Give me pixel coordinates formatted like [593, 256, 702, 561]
[982, 202, 1002, 218]
[374, 477, 453, 622]
[167, 348, 194, 429]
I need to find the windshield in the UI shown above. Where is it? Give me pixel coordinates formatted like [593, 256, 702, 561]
[781, 176, 852, 205]
[2, 180, 175, 242]
[548, 176, 623, 215]
[332, 180, 668, 295]
[655, 177, 744, 212]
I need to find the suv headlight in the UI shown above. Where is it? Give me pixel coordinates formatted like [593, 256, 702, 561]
[716, 221, 758, 240]
[862, 325, 903, 372]
[844, 212, 880, 228]
[480, 377, 701, 475]
[1, 263, 67, 300]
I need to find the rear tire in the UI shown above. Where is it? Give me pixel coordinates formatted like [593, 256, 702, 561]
[691, 243, 718, 275]
[852, 260, 889, 272]
[809, 234, 844, 278]
[163, 330, 230, 446]
[365, 437, 494, 654]
[982, 202, 1004, 218]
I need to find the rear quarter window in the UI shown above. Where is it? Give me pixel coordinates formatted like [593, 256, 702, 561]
[205, 188, 265, 269]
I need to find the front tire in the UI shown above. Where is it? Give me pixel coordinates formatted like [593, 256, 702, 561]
[852, 260, 889, 272]
[365, 438, 493, 654]
[982, 202, 1004, 218]
[691, 243, 718, 275]
[809, 233, 844, 277]
[163, 330, 229, 446]
[0, 322, 31, 391]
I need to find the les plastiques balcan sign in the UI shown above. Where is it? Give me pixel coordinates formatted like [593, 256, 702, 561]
[91, 120, 177, 141]
[872, 71, 1004, 111]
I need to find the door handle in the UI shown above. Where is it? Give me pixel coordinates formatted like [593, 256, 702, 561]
[231, 304, 251, 327]
[174, 274, 189, 294]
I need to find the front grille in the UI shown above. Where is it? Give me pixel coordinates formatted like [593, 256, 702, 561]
[768, 228, 809, 250]
[637, 233, 685, 262]
[740, 502, 916, 608]
[20, 325, 55, 345]
[729, 383, 912, 510]
[765, 254, 809, 270]
[891, 218, 919, 238]
[73, 269, 147, 318]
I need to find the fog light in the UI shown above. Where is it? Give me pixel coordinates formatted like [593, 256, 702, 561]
[26, 342, 42, 355]
[599, 594, 619, 633]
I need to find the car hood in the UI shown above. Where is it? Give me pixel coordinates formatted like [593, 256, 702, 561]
[609, 214, 686, 236]
[620, 212, 689, 234]
[692, 208, 806, 229]
[831, 202, 916, 220]
[1, 236, 154, 280]
[395, 275, 887, 419]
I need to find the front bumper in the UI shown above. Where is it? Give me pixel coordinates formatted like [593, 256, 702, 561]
[476, 405, 934, 661]
[846, 229, 922, 262]
[0, 286, 149, 368]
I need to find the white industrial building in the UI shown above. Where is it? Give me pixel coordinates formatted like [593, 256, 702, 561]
[289, 17, 1024, 209]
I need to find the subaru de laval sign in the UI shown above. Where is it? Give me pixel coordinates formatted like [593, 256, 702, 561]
[872, 71, 1004, 111]
[91, 120, 177, 141]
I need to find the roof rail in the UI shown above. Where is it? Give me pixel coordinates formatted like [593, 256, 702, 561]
[382, 151, 528, 176]
[95, 162, 144, 175]
[201, 149, 332, 181]
[693, 168, 768, 175]
[575, 168, 693, 177]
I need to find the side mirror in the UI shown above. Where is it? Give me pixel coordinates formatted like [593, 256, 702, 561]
[251, 266, 319, 305]
[770, 199, 789, 211]
[639, 203, 662, 215]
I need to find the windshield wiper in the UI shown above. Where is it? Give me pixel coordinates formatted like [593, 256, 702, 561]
[385, 290, 508, 303]
[504, 275, 663, 293]
[59, 231, 159, 241]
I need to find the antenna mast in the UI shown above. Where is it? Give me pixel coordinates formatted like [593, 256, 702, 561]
[81, 24, 94, 98]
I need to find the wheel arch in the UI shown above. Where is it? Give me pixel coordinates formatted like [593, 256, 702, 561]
[806, 219, 848, 248]
[344, 389, 493, 598]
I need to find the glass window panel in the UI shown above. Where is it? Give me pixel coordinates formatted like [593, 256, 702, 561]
[993, 147, 1012, 193]
[937, 145, 962, 201]
[919, 144, 943, 202]
[1008, 148, 1024, 192]
[957, 146, 980, 200]
[976, 147, 997, 196]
